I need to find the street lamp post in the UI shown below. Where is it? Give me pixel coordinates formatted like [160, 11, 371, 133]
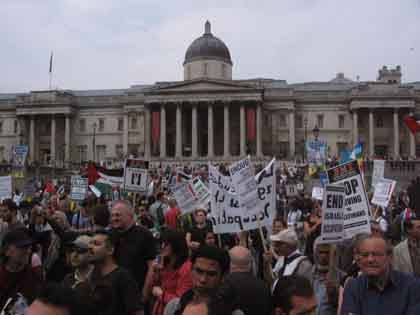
[303, 117, 308, 163]
[92, 122, 97, 163]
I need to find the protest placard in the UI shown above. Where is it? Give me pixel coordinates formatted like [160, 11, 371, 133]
[371, 159, 385, 190]
[327, 160, 371, 239]
[320, 184, 345, 243]
[311, 187, 324, 201]
[123, 159, 149, 192]
[209, 159, 276, 234]
[172, 182, 198, 214]
[371, 178, 396, 208]
[192, 177, 211, 208]
[286, 184, 298, 197]
[70, 176, 88, 201]
[0, 176, 12, 200]
[229, 157, 259, 215]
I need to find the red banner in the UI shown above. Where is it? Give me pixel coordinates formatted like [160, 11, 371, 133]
[152, 111, 160, 145]
[246, 108, 256, 141]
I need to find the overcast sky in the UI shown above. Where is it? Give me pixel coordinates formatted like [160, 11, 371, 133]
[1, 0, 420, 93]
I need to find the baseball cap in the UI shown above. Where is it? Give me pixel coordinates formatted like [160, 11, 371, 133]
[2, 229, 35, 248]
[270, 228, 298, 245]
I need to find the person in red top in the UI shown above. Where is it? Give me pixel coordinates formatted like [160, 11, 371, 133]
[145, 229, 192, 315]
[165, 199, 181, 230]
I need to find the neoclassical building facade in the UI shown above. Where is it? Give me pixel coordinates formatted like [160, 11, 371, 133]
[1, 21, 420, 167]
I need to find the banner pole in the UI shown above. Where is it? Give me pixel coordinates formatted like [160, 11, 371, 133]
[257, 215, 268, 253]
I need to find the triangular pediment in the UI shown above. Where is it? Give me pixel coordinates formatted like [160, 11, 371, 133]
[147, 79, 259, 94]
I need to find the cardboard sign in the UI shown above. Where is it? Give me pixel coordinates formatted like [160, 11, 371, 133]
[371, 178, 396, 208]
[320, 184, 345, 243]
[327, 160, 371, 239]
[123, 159, 149, 192]
[286, 184, 298, 197]
[0, 176, 12, 200]
[311, 187, 324, 201]
[70, 176, 88, 201]
[209, 159, 276, 234]
[371, 160, 385, 190]
[229, 157, 259, 215]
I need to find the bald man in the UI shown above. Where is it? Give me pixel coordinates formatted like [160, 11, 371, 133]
[219, 246, 271, 315]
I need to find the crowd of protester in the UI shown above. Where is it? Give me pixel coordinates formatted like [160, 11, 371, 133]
[1, 164, 420, 315]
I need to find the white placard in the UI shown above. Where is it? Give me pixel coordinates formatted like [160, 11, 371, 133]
[0, 176, 12, 200]
[123, 159, 149, 192]
[192, 177, 211, 208]
[209, 159, 276, 234]
[327, 160, 371, 239]
[371, 160, 385, 189]
[371, 178, 396, 208]
[70, 176, 88, 201]
[286, 184, 298, 197]
[311, 187, 324, 201]
[229, 157, 259, 215]
[172, 182, 198, 214]
[320, 184, 345, 243]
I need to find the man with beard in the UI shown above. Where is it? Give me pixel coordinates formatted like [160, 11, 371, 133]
[0, 200, 25, 244]
[341, 235, 420, 315]
[110, 201, 156, 302]
[88, 230, 143, 315]
[0, 229, 42, 314]
[173, 245, 231, 315]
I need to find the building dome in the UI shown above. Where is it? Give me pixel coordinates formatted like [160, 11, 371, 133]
[183, 21, 233, 66]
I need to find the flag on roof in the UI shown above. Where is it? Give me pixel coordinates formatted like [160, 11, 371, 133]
[404, 114, 420, 135]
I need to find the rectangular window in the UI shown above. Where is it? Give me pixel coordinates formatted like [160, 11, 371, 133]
[118, 118, 123, 131]
[96, 145, 106, 161]
[79, 119, 86, 132]
[98, 119, 105, 132]
[295, 115, 303, 129]
[14, 120, 18, 134]
[338, 115, 345, 129]
[0, 121, 3, 134]
[0, 146, 4, 162]
[317, 115, 324, 128]
[131, 117, 137, 130]
[376, 115, 384, 128]
[77, 145, 88, 163]
[279, 114, 286, 127]
[115, 144, 123, 158]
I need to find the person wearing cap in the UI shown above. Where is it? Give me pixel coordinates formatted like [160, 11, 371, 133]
[393, 215, 420, 277]
[0, 229, 42, 311]
[263, 228, 312, 289]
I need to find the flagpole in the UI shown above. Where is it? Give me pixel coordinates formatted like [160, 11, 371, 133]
[49, 51, 53, 90]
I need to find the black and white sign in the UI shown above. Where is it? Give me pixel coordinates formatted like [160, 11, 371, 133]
[320, 184, 345, 243]
[209, 159, 276, 234]
[327, 160, 371, 239]
[229, 157, 259, 215]
[371, 178, 396, 208]
[123, 159, 149, 192]
[70, 176, 88, 201]
[286, 184, 298, 197]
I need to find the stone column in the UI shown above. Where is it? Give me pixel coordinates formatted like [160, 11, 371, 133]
[208, 104, 214, 157]
[176, 104, 182, 158]
[50, 115, 56, 164]
[160, 105, 166, 158]
[352, 110, 358, 146]
[144, 108, 151, 159]
[393, 109, 399, 158]
[223, 104, 230, 158]
[192, 105, 198, 158]
[409, 111, 416, 157]
[256, 103, 263, 157]
[65, 115, 71, 165]
[123, 113, 129, 156]
[240, 105, 246, 156]
[289, 110, 295, 158]
[29, 116, 35, 162]
[369, 110, 374, 157]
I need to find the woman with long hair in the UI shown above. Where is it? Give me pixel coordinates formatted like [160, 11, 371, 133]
[145, 229, 192, 315]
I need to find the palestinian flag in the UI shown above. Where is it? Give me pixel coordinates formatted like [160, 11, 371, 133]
[83, 163, 124, 199]
[404, 114, 420, 135]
